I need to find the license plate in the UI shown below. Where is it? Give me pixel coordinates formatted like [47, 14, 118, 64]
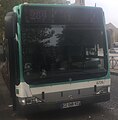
[62, 101, 81, 109]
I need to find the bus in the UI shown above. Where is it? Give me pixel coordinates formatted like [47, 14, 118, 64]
[2, 3, 111, 111]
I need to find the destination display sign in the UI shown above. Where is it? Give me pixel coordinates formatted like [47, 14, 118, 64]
[21, 5, 103, 25]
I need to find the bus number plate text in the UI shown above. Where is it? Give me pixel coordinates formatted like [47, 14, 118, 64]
[96, 80, 104, 85]
[62, 101, 81, 109]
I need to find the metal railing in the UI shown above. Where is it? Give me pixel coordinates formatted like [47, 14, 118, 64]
[109, 56, 118, 69]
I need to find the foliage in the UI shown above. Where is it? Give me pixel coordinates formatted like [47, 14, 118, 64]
[0, 0, 68, 43]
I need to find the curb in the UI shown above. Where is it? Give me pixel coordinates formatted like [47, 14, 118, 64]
[110, 72, 118, 76]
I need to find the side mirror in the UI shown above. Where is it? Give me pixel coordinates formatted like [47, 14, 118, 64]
[5, 12, 17, 39]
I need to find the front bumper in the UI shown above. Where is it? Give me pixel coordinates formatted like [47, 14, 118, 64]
[16, 93, 110, 113]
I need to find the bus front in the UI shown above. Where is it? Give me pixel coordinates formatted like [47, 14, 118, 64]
[15, 4, 110, 110]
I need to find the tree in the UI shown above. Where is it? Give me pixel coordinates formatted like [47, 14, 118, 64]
[0, 0, 68, 43]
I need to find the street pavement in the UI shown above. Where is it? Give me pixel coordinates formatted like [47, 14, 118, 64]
[1, 72, 118, 120]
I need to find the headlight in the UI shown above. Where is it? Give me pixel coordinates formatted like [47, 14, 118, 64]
[108, 86, 110, 93]
[96, 86, 108, 95]
[18, 97, 42, 105]
[18, 98, 26, 106]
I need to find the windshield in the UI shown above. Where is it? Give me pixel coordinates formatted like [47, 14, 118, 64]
[21, 25, 108, 85]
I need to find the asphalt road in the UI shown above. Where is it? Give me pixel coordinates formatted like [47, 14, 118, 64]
[1, 73, 118, 120]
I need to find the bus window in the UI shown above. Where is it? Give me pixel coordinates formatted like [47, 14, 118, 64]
[22, 25, 107, 84]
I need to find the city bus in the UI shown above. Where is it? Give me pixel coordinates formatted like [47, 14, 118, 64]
[2, 3, 111, 111]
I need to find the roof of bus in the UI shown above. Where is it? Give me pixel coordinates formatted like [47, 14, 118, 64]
[15, 3, 102, 10]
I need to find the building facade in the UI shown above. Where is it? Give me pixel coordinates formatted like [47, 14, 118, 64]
[75, 0, 85, 6]
[106, 23, 118, 48]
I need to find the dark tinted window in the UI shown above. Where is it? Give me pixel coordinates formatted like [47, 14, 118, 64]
[22, 25, 107, 84]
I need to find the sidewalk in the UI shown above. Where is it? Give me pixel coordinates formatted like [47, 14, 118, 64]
[0, 72, 15, 120]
